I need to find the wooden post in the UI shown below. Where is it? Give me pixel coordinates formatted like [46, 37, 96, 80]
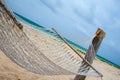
[0, 0, 23, 30]
[74, 28, 106, 80]
[52, 28, 103, 77]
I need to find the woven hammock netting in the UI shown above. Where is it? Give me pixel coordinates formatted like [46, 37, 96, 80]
[0, 0, 102, 77]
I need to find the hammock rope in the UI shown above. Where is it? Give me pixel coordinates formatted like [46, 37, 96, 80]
[0, 0, 102, 77]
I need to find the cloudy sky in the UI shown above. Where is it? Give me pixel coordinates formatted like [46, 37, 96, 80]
[5, 0, 120, 66]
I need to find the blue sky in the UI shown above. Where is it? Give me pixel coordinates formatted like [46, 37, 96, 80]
[5, 0, 120, 66]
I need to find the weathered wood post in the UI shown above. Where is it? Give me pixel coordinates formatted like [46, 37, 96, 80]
[74, 28, 106, 80]
[0, 0, 23, 30]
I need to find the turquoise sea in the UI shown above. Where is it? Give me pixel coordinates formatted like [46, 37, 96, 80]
[14, 12, 120, 69]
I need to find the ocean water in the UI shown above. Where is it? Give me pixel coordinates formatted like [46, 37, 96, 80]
[14, 12, 120, 69]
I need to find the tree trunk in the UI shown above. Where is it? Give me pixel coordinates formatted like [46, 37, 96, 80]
[74, 28, 106, 80]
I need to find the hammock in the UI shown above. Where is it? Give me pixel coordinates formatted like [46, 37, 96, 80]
[0, 0, 102, 77]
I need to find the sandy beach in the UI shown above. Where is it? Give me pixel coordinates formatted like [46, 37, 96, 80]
[0, 22, 120, 80]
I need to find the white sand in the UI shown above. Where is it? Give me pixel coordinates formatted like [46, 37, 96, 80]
[0, 22, 120, 80]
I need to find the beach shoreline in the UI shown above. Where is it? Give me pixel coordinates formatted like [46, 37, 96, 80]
[0, 21, 120, 80]
[15, 13, 120, 69]
[0, 22, 120, 80]
[0, 1, 120, 79]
